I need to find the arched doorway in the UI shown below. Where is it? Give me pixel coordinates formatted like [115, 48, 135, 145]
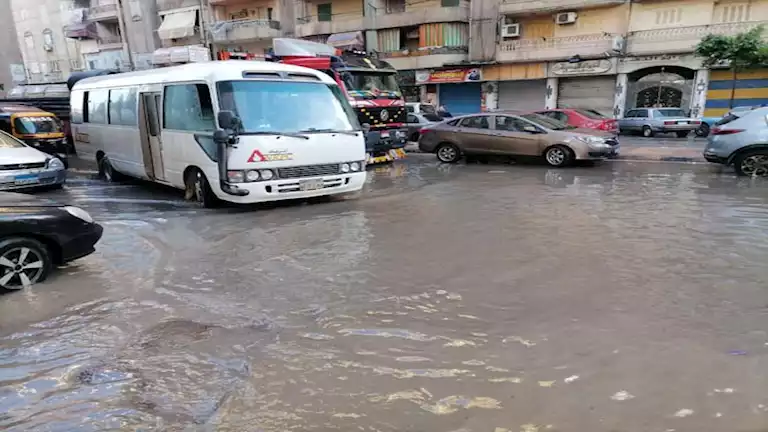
[626, 66, 695, 113]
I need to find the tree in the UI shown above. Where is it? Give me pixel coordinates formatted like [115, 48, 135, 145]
[694, 26, 767, 108]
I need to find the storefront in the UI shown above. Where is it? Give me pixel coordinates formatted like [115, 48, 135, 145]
[482, 63, 548, 111]
[497, 80, 547, 111]
[416, 68, 482, 115]
[552, 59, 617, 116]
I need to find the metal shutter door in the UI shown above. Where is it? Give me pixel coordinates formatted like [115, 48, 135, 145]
[497, 79, 546, 111]
[439, 83, 481, 116]
[557, 76, 615, 116]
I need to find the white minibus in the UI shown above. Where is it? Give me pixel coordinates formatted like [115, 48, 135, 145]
[69, 61, 367, 207]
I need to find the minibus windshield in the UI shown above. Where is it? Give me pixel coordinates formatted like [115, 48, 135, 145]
[216, 81, 359, 134]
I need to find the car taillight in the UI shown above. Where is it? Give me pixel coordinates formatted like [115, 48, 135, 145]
[419, 128, 431, 134]
[599, 120, 616, 131]
[664, 120, 676, 125]
[711, 127, 745, 135]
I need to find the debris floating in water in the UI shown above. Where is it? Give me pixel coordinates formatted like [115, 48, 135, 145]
[538, 381, 555, 388]
[564, 375, 579, 383]
[611, 390, 635, 401]
[673, 409, 694, 418]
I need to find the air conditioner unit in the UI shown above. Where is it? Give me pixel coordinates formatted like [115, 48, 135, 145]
[556, 12, 577, 24]
[611, 35, 626, 53]
[501, 23, 521, 38]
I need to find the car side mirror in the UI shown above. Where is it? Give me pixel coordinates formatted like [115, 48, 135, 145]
[218, 110, 241, 131]
[361, 123, 371, 133]
[523, 125, 540, 134]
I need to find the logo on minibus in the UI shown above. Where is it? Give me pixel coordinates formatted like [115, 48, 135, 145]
[247, 149, 294, 163]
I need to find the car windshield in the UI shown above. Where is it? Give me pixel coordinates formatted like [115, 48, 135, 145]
[13, 115, 62, 134]
[0, 131, 26, 148]
[217, 81, 359, 134]
[576, 109, 607, 119]
[654, 108, 686, 117]
[342, 71, 402, 100]
[521, 113, 573, 130]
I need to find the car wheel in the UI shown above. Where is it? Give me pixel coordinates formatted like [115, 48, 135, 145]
[642, 126, 654, 138]
[184, 168, 219, 208]
[676, 131, 689, 138]
[544, 145, 574, 167]
[0, 238, 52, 291]
[733, 149, 768, 177]
[99, 157, 123, 183]
[696, 123, 710, 137]
[435, 143, 461, 164]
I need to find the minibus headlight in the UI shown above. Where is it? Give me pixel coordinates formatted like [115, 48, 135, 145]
[245, 170, 260, 182]
[227, 170, 244, 183]
[340, 163, 350, 173]
[259, 169, 274, 180]
[350, 162, 360, 171]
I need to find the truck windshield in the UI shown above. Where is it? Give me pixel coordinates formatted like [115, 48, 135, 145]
[217, 81, 359, 134]
[14, 116, 62, 134]
[342, 71, 401, 99]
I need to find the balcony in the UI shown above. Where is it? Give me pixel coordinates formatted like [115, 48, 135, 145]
[379, 46, 468, 70]
[295, 12, 364, 38]
[209, 19, 281, 43]
[97, 35, 123, 50]
[156, 0, 201, 12]
[89, 2, 118, 21]
[498, 33, 616, 63]
[626, 21, 767, 56]
[499, 0, 625, 15]
[373, 1, 469, 30]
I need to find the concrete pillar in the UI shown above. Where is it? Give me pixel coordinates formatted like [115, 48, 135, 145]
[419, 85, 428, 103]
[545, 77, 558, 109]
[691, 68, 710, 118]
[483, 81, 498, 111]
[613, 73, 628, 119]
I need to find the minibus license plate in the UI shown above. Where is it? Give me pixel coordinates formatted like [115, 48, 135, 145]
[14, 174, 39, 185]
[380, 131, 390, 138]
[300, 179, 324, 191]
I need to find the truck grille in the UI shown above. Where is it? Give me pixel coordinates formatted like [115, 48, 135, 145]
[357, 106, 407, 127]
[0, 162, 46, 171]
[277, 164, 340, 179]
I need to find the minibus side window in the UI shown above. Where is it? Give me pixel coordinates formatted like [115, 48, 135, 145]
[163, 83, 215, 132]
[86, 89, 108, 124]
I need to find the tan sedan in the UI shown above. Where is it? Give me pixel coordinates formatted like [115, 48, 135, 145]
[417, 111, 619, 167]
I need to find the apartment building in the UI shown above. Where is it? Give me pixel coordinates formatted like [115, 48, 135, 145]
[0, 0, 24, 95]
[207, 0, 291, 60]
[484, 0, 768, 118]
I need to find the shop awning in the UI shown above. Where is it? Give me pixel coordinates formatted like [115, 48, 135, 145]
[157, 10, 197, 40]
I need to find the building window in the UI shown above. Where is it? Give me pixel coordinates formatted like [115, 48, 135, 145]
[267, 7, 273, 20]
[655, 8, 682, 26]
[385, 0, 405, 13]
[441, 0, 460, 6]
[42, 29, 54, 51]
[719, 3, 750, 23]
[23, 32, 34, 52]
[317, 3, 332, 22]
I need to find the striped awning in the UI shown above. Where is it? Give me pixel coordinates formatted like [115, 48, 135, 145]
[157, 10, 197, 40]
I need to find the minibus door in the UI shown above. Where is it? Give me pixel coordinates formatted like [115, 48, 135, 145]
[139, 92, 165, 181]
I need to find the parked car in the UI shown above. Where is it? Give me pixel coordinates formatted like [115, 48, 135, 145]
[703, 106, 768, 176]
[536, 108, 618, 133]
[618, 108, 701, 138]
[405, 112, 438, 142]
[0, 130, 66, 191]
[0, 192, 102, 291]
[418, 111, 619, 167]
[406, 103, 443, 120]
[698, 105, 759, 137]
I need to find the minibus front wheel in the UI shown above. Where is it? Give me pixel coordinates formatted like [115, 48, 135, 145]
[184, 168, 219, 209]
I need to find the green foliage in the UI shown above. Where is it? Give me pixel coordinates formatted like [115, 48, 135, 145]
[694, 25, 767, 70]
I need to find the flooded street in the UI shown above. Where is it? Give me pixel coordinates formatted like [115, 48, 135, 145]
[2, 157, 768, 431]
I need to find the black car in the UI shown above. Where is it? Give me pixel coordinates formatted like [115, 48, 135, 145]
[0, 193, 103, 291]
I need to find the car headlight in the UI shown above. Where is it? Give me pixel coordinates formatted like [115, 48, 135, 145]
[341, 163, 350, 173]
[259, 169, 274, 180]
[350, 162, 360, 171]
[245, 170, 260, 182]
[47, 157, 65, 170]
[227, 170, 244, 183]
[64, 206, 93, 223]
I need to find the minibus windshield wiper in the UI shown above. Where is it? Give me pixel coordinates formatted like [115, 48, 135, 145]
[241, 131, 309, 140]
[299, 128, 359, 136]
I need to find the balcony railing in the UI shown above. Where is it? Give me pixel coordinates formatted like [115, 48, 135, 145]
[498, 33, 616, 62]
[500, 0, 625, 15]
[373, 0, 469, 29]
[97, 35, 123, 49]
[378, 46, 468, 70]
[295, 12, 364, 38]
[209, 19, 281, 43]
[626, 21, 768, 55]
[89, 3, 118, 20]
[156, 0, 200, 12]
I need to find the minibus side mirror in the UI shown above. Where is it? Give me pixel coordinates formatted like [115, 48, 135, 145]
[213, 129, 229, 143]
[218, 110, 241, 131]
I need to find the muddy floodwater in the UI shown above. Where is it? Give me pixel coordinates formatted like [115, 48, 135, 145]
[2, 159, 768, 431]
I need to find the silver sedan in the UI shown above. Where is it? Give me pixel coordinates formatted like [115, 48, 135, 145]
[618, 107, 701, 138]
[0, 131, 66, 191]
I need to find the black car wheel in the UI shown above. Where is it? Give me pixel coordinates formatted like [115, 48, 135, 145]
[0, 238, 52, 291]
[184, 168, 219, 208]
[544, 145, 574, 167]
[435, 143, 461, 163]
[676, 131, 689, 138]
[734, 149, 768, 177]
[99, 157, 123, 183]
[642, 126, 654, 138]
[696, 123, 710, 137]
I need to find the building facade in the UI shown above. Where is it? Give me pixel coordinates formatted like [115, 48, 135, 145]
[0, 0, 24, 95]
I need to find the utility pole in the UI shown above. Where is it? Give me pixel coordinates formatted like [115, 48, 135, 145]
[116, 0, 136, 71]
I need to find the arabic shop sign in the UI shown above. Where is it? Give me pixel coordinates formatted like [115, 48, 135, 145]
[551, 59, 613, 76]
[415, 68, 482, 84]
